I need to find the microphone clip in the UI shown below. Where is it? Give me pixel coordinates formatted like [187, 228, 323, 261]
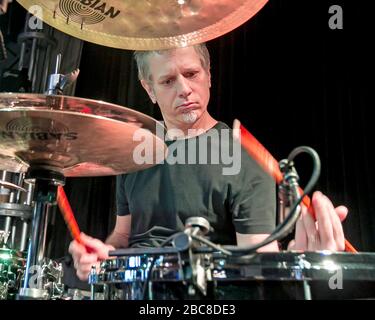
[278, 159, 301, 224]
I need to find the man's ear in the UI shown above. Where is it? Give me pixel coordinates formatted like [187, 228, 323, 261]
[140, 79, 157, 104]
[207, 69, 211, 88]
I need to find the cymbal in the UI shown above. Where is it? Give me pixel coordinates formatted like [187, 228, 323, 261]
[0, 93, 168, 177]
[17, 0, 268, 50]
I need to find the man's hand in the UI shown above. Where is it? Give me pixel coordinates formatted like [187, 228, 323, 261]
[68, 233, 115, 281]
[288, 191, 348, 251]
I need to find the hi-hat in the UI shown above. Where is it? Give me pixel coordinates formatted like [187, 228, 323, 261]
[0, 93, 167, 177]
[17, 0, 268, 50]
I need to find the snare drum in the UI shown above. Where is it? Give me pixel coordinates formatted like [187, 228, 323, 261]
[0, 247, 26, 300]
[212, 251, 375, 300]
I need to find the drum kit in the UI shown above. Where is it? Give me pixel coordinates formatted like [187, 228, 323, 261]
[0, 0, 375, 300]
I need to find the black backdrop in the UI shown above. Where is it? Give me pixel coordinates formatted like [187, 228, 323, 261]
[47, 0, 375, 259]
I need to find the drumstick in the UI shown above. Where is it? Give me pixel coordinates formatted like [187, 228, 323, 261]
[233, 119, 357, 253]
[57, 185, 92, 253]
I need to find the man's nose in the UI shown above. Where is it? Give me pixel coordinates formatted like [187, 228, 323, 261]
[177, 77, 192, 98]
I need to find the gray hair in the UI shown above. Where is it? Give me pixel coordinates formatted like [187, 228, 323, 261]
[133, 43, 211, 82]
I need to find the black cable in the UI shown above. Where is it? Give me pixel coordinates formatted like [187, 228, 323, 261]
[190, 234, 232, 256]
[287, 146, 321, 187]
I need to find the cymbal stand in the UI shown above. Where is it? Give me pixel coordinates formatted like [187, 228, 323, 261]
[17, 168, 65, 300]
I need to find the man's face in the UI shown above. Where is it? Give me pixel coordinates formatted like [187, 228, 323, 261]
[141, 47, 211, 127]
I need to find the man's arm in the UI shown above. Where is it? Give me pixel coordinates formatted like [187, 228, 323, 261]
[236, 233, 279, 252]
[105, 215, 131, 248]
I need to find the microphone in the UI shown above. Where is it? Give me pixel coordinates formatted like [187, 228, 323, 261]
[184, 217, 211, 296]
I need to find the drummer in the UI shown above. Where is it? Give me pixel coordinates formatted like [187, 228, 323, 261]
[69, 43, 348, 281]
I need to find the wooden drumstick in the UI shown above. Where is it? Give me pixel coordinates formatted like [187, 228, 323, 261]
[233, 119, 357, 253]
[57, 185, 92, 252]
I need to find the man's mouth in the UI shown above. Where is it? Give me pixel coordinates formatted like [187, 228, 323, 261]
[177, 102, 197, 109]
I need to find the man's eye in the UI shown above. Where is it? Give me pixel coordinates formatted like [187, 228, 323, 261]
[162, 79, 173, 85]
[185, 72, 197, 78]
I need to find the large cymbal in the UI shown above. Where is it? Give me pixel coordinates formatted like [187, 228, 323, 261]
[17, 0, 268, 50]
[0, 93, 167, 177]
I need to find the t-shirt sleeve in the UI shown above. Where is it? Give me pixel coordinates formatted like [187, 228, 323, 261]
[116, 174, 131, 216]
[230, 147, 277, 234]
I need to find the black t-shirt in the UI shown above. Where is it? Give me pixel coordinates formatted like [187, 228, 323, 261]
[116, 122, 276, 246]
